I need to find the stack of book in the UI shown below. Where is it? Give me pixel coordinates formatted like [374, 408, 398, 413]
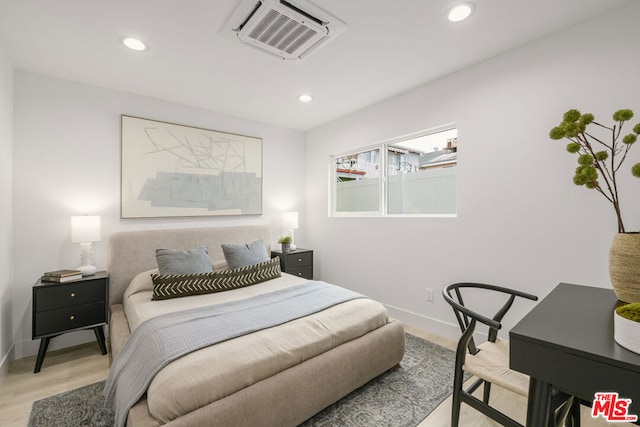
[41, 269, 82, 283]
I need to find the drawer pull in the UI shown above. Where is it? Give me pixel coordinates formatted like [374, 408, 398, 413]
[70, 315, 75, 320]
[298, 272, 303, 276]
[298, 258, 302, 262]
[70, 293, 76, 298]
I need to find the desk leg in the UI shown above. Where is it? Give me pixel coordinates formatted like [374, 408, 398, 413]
[527, 377, 553, 427]
[93, 326, 107, 355]
[34, 337, 51, 373]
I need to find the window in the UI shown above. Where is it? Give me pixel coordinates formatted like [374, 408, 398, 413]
[331, 126, 457, 216]
[334, 148, 381, 213]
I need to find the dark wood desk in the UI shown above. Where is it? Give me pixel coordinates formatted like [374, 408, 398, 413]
[510, 283, 640, 426]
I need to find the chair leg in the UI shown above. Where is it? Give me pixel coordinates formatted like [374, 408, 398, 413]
[569, 397, 581, 427]
[550, 399, 568, 427]
[548, 395, 581, 427]
[451, 369, 465, 427]
[483, 381, 492, 404]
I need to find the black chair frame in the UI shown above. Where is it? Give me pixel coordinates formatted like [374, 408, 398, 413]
[443, 282, 579, 427]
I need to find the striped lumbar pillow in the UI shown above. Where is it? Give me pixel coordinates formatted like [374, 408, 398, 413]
[151, 257, 282, 300]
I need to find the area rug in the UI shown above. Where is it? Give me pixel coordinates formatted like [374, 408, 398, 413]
[28, 333, 461, 427]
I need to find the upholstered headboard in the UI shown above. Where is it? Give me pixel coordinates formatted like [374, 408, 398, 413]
[107, 225, 271, 306]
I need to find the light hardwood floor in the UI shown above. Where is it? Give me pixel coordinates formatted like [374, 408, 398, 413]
[0, 326, 631, 426]
[0, 342, 110, 427]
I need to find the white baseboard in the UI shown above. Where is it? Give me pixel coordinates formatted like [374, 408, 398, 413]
[384, 304, 461, 342]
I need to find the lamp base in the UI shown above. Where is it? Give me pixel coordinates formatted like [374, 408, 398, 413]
[78, 265, 97, 276]
[78, 242, 96, 276]
[289, 229, 296, 251]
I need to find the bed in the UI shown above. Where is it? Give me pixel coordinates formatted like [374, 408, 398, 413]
[107, 225, 405, 427]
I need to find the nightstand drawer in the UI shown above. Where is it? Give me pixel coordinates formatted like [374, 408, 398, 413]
[272, 249, 313, 280]
[287, 266, 313, 280]
[34, 302, 106, 337]
[284, 252, 313, 267]
[34, 281, 105, 312]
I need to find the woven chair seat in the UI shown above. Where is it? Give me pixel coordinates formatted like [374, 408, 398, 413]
[463, 338, 529, 397]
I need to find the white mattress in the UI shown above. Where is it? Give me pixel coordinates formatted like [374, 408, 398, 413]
[121, 271, 391, 423]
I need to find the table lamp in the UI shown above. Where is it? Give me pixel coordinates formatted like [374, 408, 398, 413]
[283, 211, 299, 250]
[71, 215, 101, 276]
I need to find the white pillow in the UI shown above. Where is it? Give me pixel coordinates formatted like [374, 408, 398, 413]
[123, 268, 157, 300]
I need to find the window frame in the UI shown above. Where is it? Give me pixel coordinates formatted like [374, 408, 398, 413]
[331, 143, 384, 217]
[330, 123, 458, 218]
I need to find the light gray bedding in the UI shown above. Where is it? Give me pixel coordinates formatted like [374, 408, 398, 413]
[104, 281, 366, 427]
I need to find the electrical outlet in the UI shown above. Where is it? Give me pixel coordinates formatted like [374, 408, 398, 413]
[426, 288, 434, 302]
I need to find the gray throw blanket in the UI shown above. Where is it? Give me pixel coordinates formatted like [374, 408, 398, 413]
[103, 281, 365, 427]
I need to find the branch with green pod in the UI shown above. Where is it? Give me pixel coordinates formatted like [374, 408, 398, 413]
[550, 109, 640, 233]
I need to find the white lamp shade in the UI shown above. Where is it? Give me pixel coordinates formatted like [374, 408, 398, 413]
[71, 216, 101, 243]
[283, 212, 299, 229]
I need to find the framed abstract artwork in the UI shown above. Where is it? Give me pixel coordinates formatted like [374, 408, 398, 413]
[121, 115, 263, 218]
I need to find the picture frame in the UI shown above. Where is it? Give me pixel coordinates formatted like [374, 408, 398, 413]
[121, 115, 263, 218]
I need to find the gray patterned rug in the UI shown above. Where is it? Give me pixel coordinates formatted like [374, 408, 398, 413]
[28, 333, 461, 427]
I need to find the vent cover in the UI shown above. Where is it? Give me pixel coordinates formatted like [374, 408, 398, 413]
[222, 0, 346, 61]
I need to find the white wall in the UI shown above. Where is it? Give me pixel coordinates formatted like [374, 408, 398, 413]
[305, 3, 640, 340]
[7, 2, 640, 362]
[0, 43, 14, 380]
[12, 72, 306, 358]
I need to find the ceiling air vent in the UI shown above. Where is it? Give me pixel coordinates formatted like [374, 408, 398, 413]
[222, 0, 346, 61]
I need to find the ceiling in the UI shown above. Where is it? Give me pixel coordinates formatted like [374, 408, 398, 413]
[0, 0, 634, 131]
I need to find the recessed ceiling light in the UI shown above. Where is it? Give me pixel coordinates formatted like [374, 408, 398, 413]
[121, 37, 148, 51]
[298, 94, 313, 103]
[447, 3, 474, 22]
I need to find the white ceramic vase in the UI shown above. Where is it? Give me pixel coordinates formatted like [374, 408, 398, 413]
[613, 310, 640, 355]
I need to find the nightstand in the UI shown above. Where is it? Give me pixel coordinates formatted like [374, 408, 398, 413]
[32, 271, 109, 373]
[271, 248, 313, 280]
